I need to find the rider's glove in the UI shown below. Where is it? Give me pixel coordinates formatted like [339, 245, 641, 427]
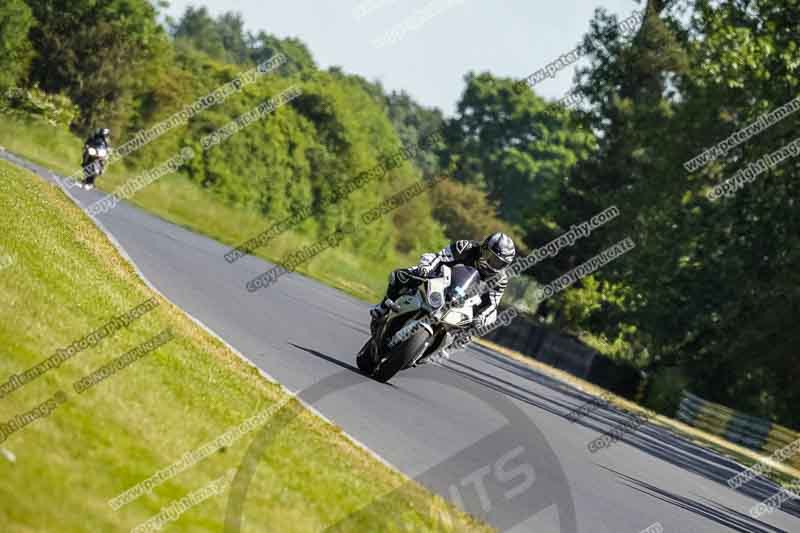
[475, 308, 498, 329]
[416, 252, 439, 277]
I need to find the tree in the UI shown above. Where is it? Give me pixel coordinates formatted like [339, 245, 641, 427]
[439, 73, 595, 242]
[382, 90, 444, 179]
[248, 33, 316, 74]
[0, 0, 34, 92]
[26, 0, 168, 130]
[556, 0, 800, 427]
[167, 7, 317, 74]
[431, 179, 526, 250]
[168, 7, 252, 64]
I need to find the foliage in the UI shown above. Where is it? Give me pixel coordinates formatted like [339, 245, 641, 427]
[167, 6, 316, 73]
[169, 6, 248, 64]
[382, 90, 445, 179]
[1, 85, 79, 127]
[645, 366, 690, 415]
[25, 0, 169, 130]
[430, 178, 526, 250]
[438, 72, 596, 240]
[0, 0, 34, 92]
[554, 0, 800, 427]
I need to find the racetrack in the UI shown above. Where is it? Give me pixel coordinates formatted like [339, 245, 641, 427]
[3, 150, 799, 532]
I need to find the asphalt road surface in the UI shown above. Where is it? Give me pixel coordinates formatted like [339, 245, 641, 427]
[3, 149, 799, 533]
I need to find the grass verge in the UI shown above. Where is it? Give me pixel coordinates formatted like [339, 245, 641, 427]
[0, 159, 491, 532]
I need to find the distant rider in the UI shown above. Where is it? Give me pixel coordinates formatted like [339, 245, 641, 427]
[81, 127, 111, 190]
[370, 232, 516, 360]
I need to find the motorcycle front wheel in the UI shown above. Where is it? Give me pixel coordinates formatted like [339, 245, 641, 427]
[372, 328, 431, 383]
[356, 339, 376, 374]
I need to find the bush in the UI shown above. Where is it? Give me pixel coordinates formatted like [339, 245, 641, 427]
[1, 86, 80, 127]
[431, 179, 527, 250]
[645, 366, 690, 415]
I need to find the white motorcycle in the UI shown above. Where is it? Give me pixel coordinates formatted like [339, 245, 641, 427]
[357, 264, 484, 382]
[82, 144, 110, 189]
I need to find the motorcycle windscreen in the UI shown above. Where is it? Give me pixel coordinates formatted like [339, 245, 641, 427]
[449, 265, 480, 299]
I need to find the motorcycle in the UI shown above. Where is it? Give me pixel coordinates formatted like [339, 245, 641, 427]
[81, 144, 110, 188]
[357, 264, 484, 383]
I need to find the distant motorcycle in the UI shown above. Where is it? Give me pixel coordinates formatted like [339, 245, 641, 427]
[81, 144, 110, 189]
[357, 264, 483, 382]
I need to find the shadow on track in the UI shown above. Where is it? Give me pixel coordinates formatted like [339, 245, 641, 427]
[606, 468, 789, 533]
[286, 338, 799, 529]
[288, 342, 362, 373]
[285, 343, 449, 409]
[451, 349, 800, 525]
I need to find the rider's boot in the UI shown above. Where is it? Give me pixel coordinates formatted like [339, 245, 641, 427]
[370, 298, 401, 320]
[369, 300, 389, 321]
[369, 299, 401, 336]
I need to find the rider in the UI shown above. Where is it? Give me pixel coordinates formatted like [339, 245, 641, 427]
[81, 128, 111, 189]
[370, 232, 516, 359]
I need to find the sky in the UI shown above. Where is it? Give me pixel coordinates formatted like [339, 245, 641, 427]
[163, 0, 639, 116]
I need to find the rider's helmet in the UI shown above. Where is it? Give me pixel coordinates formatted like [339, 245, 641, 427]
[478, 232, 516, 276]
[95, 128, 110, 143]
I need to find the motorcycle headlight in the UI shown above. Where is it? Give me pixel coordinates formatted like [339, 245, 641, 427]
[427, 291, 444, 309]
[88, 147, 97, 156]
